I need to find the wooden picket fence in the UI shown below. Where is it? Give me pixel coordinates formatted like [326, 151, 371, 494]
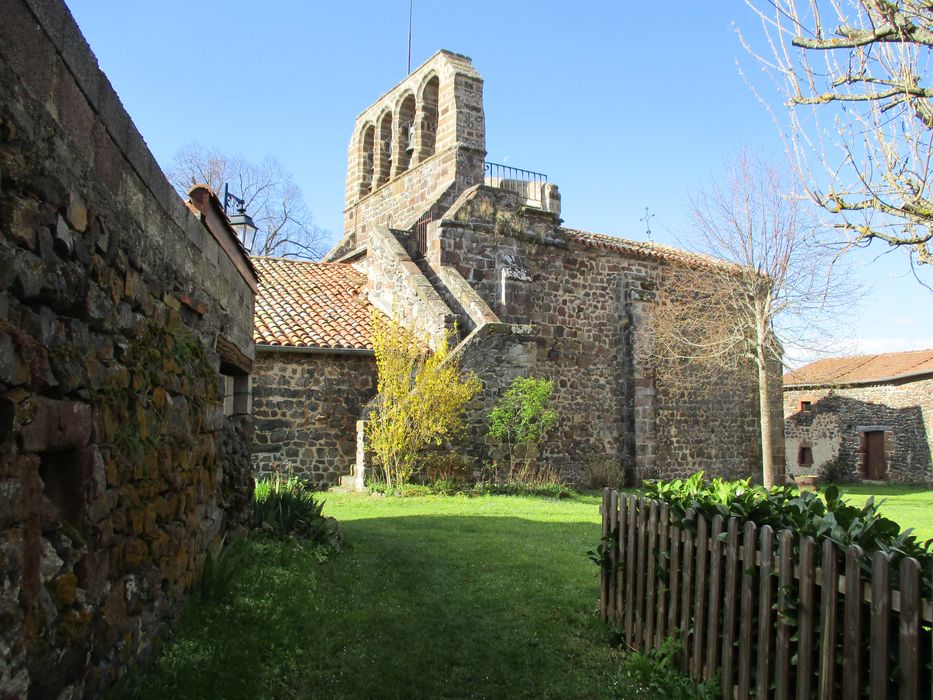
[599, 490, 932, 699]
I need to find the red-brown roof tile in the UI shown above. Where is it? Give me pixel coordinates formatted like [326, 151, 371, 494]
[784, 348, 933, 387]
[252, 257, 377, 350]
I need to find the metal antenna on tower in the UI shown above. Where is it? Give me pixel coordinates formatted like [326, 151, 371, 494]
[640, 207, 655, 240]
[407, 0, 413, 74]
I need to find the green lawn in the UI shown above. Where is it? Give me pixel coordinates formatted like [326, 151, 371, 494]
[832, 483, 933, 542]
[109, 485, 931, 699]
[111, 492, 641, 699]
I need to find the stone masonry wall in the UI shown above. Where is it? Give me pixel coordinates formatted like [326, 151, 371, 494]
[436, 195, 629, 480]
[784, 378, 933, 483]
[252, 351, 377, 487]
[356, 226, 454, 349]
[0, 1, 256, 696]
[434, 186, 782, 484]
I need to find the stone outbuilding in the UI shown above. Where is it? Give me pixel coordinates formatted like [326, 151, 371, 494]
[784, 349, 933, 484]
[250, 257, 379, 486]
[250, 49, 784, 488]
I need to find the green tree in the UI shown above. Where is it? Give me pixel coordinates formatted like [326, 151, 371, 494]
[488, 377, 559, 477]
[366, 314, 480, 488]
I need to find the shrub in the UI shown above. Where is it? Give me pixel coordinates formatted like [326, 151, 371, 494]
[421, 451, 474, 484]
[487, 376, 558, 477]
[366, 314, 480, 488]
[638, 472, 932, 591]
[580, 455, 627, 489]
[254, 477, 342, 549]
[819, 455, 850, 484]
[473, 479, 576, 500]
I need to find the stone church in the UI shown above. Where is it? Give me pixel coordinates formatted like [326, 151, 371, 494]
[250, 50, 784, 487]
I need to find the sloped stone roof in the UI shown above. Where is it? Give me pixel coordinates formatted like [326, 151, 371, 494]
[784, 348, 933, 387]
[252, 257, 376, 350]
[564, 228, 722, 267]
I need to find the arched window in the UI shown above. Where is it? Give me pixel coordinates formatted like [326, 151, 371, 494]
[394, 93, 416, 176]
[359, 124, 375, 196]
[417, 75, 439, 162]
[375, 111, 393, 189]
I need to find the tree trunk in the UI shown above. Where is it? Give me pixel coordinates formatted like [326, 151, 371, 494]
[756, 352, 775, 488]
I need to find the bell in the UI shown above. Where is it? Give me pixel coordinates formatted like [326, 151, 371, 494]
[405, 122, 415, 153]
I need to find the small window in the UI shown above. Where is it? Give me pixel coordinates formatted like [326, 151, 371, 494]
[222, 373, 251, 416]
[800, 400, 812, 412]
[797, 446, 813, 467]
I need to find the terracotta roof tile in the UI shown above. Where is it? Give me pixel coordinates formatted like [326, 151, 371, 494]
[784, 348, 933, 387]
[252, 257, 378, 350]
[564, 228, 723, 267]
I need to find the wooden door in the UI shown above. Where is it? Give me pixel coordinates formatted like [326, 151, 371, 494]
[864, 431, 886, 480]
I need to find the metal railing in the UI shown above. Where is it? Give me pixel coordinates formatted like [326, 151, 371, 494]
[413, 213, 432, 259]
[484, 161, 548, 200]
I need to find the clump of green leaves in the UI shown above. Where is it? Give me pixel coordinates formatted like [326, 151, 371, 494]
[615, 637, 719, 699]
[639, 472, 932, 591]
[487, 376, 558, 477]
[199, 535, 251, 600]
[254, 477, 342, 550]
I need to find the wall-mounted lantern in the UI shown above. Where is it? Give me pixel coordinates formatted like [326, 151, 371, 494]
[223, 183, 259, 253]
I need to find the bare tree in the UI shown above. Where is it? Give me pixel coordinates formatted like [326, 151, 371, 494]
[168, 144, 327, 260]
[740, 0, 933, 284]
[648, 151, 856, 487]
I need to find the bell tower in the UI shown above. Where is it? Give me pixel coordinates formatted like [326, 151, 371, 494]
[326, 50, 486, 260]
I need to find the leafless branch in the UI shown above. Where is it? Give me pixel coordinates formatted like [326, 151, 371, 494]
[168, 143, 328, 260]
[742, 0, 933, 282]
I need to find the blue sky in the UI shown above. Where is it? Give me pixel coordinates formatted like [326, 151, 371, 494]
[66, 1, 932, 362]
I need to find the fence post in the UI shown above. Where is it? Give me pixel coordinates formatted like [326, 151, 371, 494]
[898, 557, 921, 700]
[624, 495, 637, 646]
[599, 488, 611, 621]
[721, 517, 740, 697]
[737, 520, 758, 697]
[774, 530, 794, 700]
[615, 494, 628, 625]
[870, 551, 891, 699]
[667, 511, 681, 645]
[607, 490, 619, 622]
[818, 538, 839, 699]
[755, 525, 774, 699]
[691, 514, 709, 680]
[679, 508, 696, 673]
[655, 502, 670, 648]
[842, 544, 864, 700]
[635, 497, 648, 649]
[704, 514, 724, 682]
[645, 501, 659, 650]
[797, 536, 817, 699]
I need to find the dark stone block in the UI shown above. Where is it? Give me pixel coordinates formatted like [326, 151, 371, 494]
[0, 0, 57, 105]
[11, 248, 43, 299]
[54, 215, 74, 256]
[52, 57, 94, 167]
[18, 397, 91, 452]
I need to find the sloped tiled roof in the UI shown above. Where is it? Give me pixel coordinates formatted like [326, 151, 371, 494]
[565, 228, 723, 268]
[784, 349, 933, 387]
[252, 257, 375, 350]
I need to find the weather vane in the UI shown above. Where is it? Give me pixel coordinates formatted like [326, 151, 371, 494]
[640, 206, 655, 240]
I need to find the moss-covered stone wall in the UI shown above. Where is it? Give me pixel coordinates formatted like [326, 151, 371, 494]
[0, 0, 256, 695]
